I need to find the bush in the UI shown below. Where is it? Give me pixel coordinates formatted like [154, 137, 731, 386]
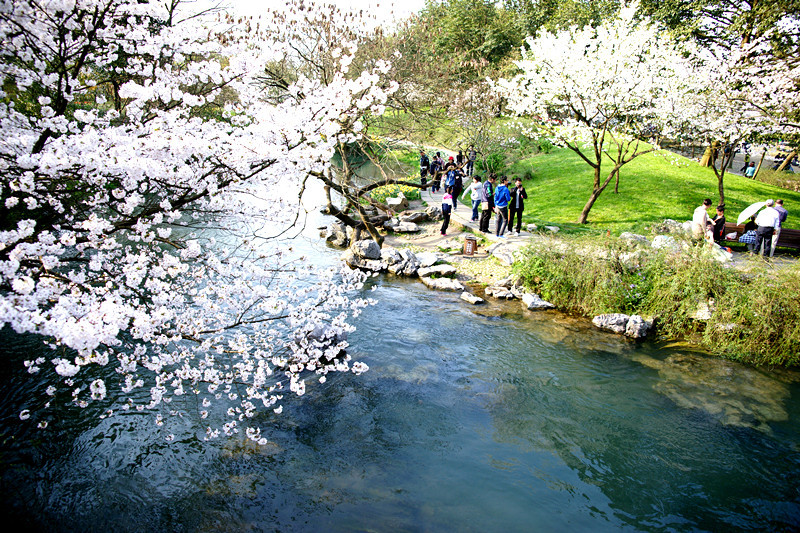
[537, 137, 553, 154]
[512, 237, 800, 367]
[753, 168, 800, 192]
[370, 181, 421, 204]
[477, 151, 507, 175]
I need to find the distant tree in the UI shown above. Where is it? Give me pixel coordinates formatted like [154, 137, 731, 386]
[497, 4, 698, 223]
[504, 0, 621, 36]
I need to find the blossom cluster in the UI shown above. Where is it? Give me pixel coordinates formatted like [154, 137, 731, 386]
[0, 0, 393, 444]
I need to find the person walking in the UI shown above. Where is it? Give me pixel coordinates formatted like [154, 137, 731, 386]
[771, 199, 788, 257]
[443, 156, 461, 210]
[440, 187, 453, 236]
[452, 168, 464, 211]
[754, 199, 781, 257]
[508, 177, 528, 236]
[494, 176, 511, 238]
[462, 175, 482, 222]
[419, 150, 430, 191]
[740, 152, 751, 173]
[430, 152, 443, 193]
[466, 146, 476, 176]
[478, 174, 496, 233]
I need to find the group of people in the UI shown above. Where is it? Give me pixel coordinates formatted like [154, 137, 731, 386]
[693, 198, 788, 257]
[423, 147, 529, 238]
[419, 148, 477, 195]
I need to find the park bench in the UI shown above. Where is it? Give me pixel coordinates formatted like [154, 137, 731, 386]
[723, 222, 800, 250]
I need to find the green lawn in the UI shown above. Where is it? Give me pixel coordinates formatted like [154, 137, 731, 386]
[503, 148, 800, 235]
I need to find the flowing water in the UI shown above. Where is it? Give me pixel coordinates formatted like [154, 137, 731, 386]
[1, 182, 800, 531]
[2, 272, 800, 532]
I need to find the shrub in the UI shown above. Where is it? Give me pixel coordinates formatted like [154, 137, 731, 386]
[477, 151, 507, 175]
[537, 138, 553, 154]
[512, 237, 800, 367]
[370, 181, 421, 204]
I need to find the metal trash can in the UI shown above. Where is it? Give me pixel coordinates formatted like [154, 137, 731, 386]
[463, 235, 477, 256]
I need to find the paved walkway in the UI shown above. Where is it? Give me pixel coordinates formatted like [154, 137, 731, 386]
[425, 187, 532, 245]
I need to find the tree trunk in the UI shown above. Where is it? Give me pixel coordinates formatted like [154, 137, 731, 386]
[613, 168, 620, 194]
[578, 165, 614, 224]
[777, 151, 798, 172]
[754, 150, 766, 179]
[578, 188, 603, 224]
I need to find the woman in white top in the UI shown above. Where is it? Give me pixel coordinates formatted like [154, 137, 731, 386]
[462, 176, 483, 222]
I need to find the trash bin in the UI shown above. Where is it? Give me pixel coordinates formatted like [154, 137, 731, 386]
[464, 235, 477, 256]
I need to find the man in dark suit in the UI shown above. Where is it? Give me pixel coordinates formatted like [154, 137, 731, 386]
[508, 177, 528, 236]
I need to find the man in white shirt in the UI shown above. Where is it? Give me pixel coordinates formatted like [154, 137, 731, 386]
[692, 198, 713, 241]
[755, 199, 781, 256]
[771, 199, 788, 257]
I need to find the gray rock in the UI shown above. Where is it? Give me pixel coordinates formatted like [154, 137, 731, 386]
[326, 221, 349, 248]
[368, 214, 390, 226]
[651, 235, 680, 251]
[485, 286, 517, 300]
[460, 292, 485, 305]
[386, 193, 409, 211]
[426, 206, 443, 220]
[624, 315, 651, 338]
[709, 244, 733, 263]
[690, 300, 714, 320]
[495, 276, 516, 288]
[619, 250, 645, 270]
[385, 248, 420, 277]
[490, 243, 522, 266]
[619, 232, 649, 244]
[390, 261, 419, 277]
[341, 250, 386, 272]
[522, 293, 555, 310]
[395, 222, 420, 233]
[401, 211, 428, 223]
[352, 239, 381, 260]
[418, 264, 457, 278]
[592, 313, 631, 334]
[420, 276, 464, 291]
[415, 251, 440, 268]
[544, 225, 560, 233]
[652, 219, 686, 235]
[380, 247, 403, 265]
[526, 223, 538, 232]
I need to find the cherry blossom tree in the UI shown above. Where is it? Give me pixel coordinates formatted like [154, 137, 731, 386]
[496, 4, 699, 224]
[0, 0, 394, 442]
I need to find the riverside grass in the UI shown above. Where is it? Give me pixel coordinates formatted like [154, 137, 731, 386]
[513, 237, 800, 367]
[507, 148, 800, 235]
[392, 145, 800, 235]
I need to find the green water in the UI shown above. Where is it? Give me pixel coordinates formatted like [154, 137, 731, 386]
[1, 272, 799, 532]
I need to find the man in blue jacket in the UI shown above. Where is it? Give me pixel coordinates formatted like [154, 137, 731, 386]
[494, 176, 511, 238]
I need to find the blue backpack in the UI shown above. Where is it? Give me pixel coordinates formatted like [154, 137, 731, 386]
[445, 170, 457, 187]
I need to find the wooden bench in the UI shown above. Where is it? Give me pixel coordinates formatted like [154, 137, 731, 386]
[723, 222, 800, 249]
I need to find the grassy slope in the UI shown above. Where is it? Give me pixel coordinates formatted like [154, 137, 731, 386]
[505, 148, 800, 235]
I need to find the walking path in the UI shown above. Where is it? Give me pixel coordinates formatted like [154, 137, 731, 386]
[424, 187, 532, 245]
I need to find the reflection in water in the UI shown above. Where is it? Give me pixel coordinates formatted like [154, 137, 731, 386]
[1, 276, 800, 531]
